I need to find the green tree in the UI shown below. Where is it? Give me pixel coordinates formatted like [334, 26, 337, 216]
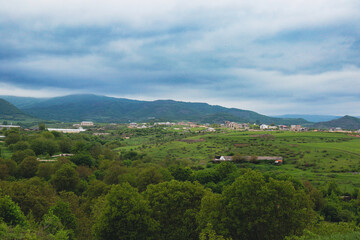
[38, 123, 46, 131]
[37, 163, 55, 180]
[197, 192, 229, 237]
[83, 180, 110, 200]
[10, 141, 30, 151]
[93, 183, 158, 240]
[17, 156, 39, 178]
[0, 158, 16, 180]
[0, 177, 57, 221]
[11, 149, 36, 164]
[31, 138, 59, 156]
[169, 165, 193, 181]
[51, 201, 77, 232]
[5, 133, 21, 146]
[222, 170, 315, 240]
[58, 139, 72, 153]
[51, 164, 80, 192]
[70, 153, 95, 167]
[145, 180, 207, 240]
[0, 195, 27, 226]
[199, 223, 230, 240]
[137, 166, 166, 192]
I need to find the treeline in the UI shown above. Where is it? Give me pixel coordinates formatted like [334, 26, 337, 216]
[0, 128, 359, 239]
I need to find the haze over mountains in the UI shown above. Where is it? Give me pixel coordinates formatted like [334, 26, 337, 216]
[0, 94, 308, 125]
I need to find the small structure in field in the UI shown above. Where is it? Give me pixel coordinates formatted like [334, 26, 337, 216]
[47, 127, 86, 133]
[213, 155, 283, 164]
[81, 121, 94, 126]
[260, 124, 269, 130]
[93, 132, 110, 136]
[0, 124, 20, 130]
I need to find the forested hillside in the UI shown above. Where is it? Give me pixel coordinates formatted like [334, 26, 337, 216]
[2, 94, 309, 124]
[0, 98, 33, 121]
[313, 115, 360, 130]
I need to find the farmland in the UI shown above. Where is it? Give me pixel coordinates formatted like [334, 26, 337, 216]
[115, 129, 360, 191]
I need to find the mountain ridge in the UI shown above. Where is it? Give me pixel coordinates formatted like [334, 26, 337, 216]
[312, 115, 360, 130]
[0, 98, 33, 121]
[1, 94, 309, 124]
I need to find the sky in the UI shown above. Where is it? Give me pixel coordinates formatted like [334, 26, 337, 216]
[0, 0, 360, 115]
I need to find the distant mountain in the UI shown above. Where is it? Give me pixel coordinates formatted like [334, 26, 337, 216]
[273, 114, 340, 123]
[4, 94, 309, 124]
[313, 115, 360, 130]
[0, 95, 48, 109]
[0, 98, 32, 121]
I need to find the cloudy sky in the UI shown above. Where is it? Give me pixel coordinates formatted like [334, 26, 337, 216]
[0, 0, 360, 115]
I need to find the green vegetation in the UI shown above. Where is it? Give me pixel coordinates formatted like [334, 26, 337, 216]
[5, 94, 309, 124]
[313, 115, 360, 130]
[0, 124, 359, 239]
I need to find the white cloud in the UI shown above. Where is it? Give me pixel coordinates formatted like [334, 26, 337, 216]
[1, 0, 360, 115]
[0, 82, 80, 98]
[1, 0, 359, 31]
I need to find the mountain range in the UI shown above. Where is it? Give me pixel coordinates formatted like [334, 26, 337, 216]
[0, 98, 32, 121]
[1, 94, 359, 129]
[312, 115, 360, 130]
[0, 94, 308, 125]
[272, 114, 342, 123]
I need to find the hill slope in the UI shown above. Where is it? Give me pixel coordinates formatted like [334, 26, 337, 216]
[0, 98, 32, 121]
[6, 94, 309, 124]
[313, 115, 360, 130]
[0, 95, 48, 109]
[273, 114, 341, 123]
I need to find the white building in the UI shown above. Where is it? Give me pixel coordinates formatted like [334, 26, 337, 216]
[47, 127, 86, 133]
[0, 124, 20, 129]
[81, 121, 94, 126]
[260, 124, 269, 130]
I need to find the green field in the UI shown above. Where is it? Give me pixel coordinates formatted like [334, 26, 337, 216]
[119, 130, 360, 191]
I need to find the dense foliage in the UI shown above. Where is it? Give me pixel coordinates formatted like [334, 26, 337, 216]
[0, 125, 359, 239]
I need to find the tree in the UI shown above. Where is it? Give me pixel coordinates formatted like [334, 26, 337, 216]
[70, 153, 95, 167]
[51, 164, 80, 192]
[0, 177, 57, 221]
[38, 123, 46, 131]
[0, 195, 27, 226]
[199, 223, 229, 240]
[51, 201, 77, 233]
[197, 192, 229, 238]
[145, 180, 207, 240]
[17, 156, 39, 178]
[36, 163, 55, 181]
[93, 183, 158, 240]
[137, 167, 166, 192]
[83, 180, 110, 200]
[10, 141, 30, 151]
[221, 170, 315, 240]
[31, 138, 59, 156]
[5, 133, 20, 146]
[0, 158, 16, 180]
[103, 163, 128, 185]
[58, 139, 72, 153]
[169, 166, 192, 181]
[11, 149, 36, 164]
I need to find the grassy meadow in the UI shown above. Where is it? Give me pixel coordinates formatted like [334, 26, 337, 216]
[116, 129, 360, 191]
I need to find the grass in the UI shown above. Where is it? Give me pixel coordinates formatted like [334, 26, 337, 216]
[132, 130, 360, 191]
